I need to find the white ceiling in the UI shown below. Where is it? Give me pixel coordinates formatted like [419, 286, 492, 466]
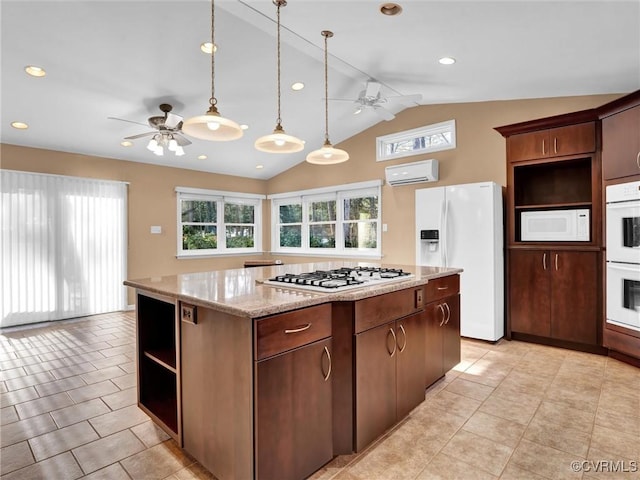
[2, 0, 639, 180]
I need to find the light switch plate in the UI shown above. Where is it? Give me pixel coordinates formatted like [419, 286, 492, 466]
[150, 226, 162, 234]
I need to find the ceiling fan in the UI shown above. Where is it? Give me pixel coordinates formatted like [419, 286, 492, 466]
[109, 103, 192, 156]
[331, 80, 422, 121]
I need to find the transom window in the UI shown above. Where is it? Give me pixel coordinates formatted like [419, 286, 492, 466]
[270, 181, 382, 258]
[376, 119, 456, 162]
[176, 187, 264, 257]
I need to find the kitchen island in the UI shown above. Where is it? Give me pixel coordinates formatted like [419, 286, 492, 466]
[124, 261, 462, 480]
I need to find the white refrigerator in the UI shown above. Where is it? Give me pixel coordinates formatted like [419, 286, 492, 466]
[415, 181, 504, 341]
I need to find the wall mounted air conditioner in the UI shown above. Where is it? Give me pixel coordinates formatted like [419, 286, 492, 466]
[385, 159, 439, 186]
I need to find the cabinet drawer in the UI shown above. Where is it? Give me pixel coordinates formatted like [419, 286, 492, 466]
[255, 304, 331, 360]
[425, 275, 460, 302]
[354, 288, 424, 334]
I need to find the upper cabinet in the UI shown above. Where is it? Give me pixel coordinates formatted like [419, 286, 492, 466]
[600, 93, 640, 180]
[508, 122, 596, 162]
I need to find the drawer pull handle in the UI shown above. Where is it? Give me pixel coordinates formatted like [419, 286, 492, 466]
[322, 346, 332, 381]
[443, 302, 451, 325]
[387, 328, 397, 357]
[437, 286, 448, 290]
[398, 324, 407, 353]
[284, 323, 312, 334]
[636, 151, 640, 169]
[542, 252, 547, 270]
[555, 253, 559, 271]
[553, 137, 558, 154]
[438, 304, 446, 326]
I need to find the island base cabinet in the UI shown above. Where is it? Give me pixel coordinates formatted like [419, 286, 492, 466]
[255, 338, 333, 480]
[181, 307, 254, 480]
[424, 294, 461, 387]
[354, 312, 426, 452]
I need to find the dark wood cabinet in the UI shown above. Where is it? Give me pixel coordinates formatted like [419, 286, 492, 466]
[354, 309, 427, 452]
[395, 312, 427, 421]
[136, 292, 181, 441]
[256, 338, 333, 480]
[497, 111, 604, 352]
[254, 305, 333, 480]
[424, 294, 461, 387]
[508, 249, 598, 345]
[602, 104, 640, 180]
[507, 122, 596, 162]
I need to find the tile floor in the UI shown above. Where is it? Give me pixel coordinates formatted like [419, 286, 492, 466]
[1, 312, 639, 480]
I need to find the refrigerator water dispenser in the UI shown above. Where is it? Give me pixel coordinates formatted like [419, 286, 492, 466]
[420, 229, 439, 251]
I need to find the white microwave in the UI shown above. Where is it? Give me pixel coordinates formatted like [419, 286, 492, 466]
[521, 209, 590, 241]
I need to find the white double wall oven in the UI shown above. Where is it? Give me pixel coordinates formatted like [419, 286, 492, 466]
[606, 180, 640, 332]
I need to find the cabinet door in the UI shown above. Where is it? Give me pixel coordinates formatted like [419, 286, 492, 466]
[548, 122, 596, 157]
[602, 106, 640, 180]
[550, 251, 598, 345]
[508, 130, 549, 162]
[396, 312, 427, 420]
[256, 338, 333, 480]
[442, 294, 461, 374]
[509, 250, 551, 336]
[424, 302, 444, 387]
[354, 322, 397, 452]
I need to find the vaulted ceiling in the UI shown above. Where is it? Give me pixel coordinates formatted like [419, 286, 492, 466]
[2, 0, 639, 179]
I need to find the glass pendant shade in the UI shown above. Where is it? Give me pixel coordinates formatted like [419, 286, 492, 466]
[182, 0, 242, 143]
[255, 124, 304, 153]
[306, 140, 349, 165]
[255, 0, 303, 154]
[183, 105, 243, 141]
[306, 30, 348, 165]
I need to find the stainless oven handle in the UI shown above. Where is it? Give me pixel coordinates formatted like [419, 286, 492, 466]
[607, 262, 640, 272]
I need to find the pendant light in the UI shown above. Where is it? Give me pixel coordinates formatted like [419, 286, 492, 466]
[182, 0, 243, 141]
[254, 0, 304, 153]
[306, 31, 349, 165]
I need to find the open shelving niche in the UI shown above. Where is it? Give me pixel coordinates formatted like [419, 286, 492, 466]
[136, 291, 181, 441]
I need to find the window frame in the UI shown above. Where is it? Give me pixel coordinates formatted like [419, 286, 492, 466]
[269, 180, 382, 259]
[376, 119, 456, 162]
[176, 187, 264, 258]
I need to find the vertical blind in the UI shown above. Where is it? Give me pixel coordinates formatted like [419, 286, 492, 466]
[1, 170, 127, 328]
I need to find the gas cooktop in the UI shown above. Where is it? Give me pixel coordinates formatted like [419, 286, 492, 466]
[261, 267, 413, 292]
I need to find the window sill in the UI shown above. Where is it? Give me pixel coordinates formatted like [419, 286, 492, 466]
[176, 251, 264, 259]
[270, 251, 383, 260]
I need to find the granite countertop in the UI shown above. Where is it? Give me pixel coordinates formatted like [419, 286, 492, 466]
[124, 261, 462, 319]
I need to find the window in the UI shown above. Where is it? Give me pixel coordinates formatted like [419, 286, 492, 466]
[270, 180, 382, 258]
[376, 119, 456, 162]
[176, 187, 264, 257]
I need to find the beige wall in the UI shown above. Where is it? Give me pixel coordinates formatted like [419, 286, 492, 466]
[1, 93, 623, 291]
[267, 93, 622, 265]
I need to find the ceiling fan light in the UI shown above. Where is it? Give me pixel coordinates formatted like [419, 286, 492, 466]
[183, 107, 243, 141]
[255, 125, 304, 153]
[168, 138, 178, 151]
[154, 145, 164, 156]
[147, 138, 158, 151]
[175, 146, 185, 156]
[306, 142, 349, 165]
[354, 107, 362, 115]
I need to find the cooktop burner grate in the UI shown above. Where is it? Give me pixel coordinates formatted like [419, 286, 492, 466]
[264, 267, 412, 291]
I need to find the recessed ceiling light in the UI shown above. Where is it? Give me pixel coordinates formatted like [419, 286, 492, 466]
[200, 42, 218, 54]
[11, 121, 28, 129]
[256, 165, 264, 169]
[380, 3, 402, 16]
[121, 141, 133, 147]
[25, 65, 46, 77]
[291, 82, 305, 91]
[240, 124, 249, 130]
[439, 57, 456, 65]
[198, 155, 208, 160]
